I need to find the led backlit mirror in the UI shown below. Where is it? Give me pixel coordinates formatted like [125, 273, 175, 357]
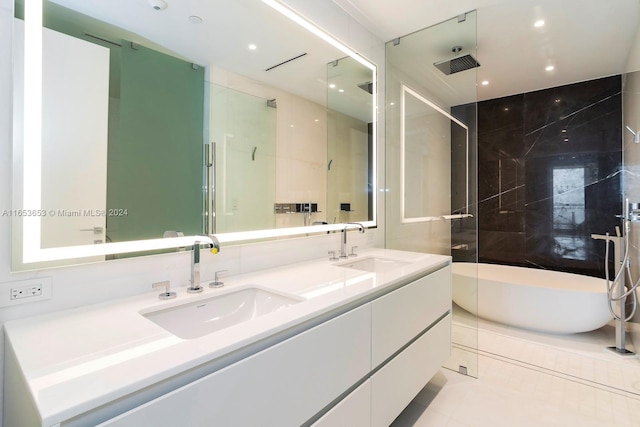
[12, 0, 376, 270]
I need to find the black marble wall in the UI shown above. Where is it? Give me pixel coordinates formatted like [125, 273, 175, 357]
[451, 103, 478, 264]
[475, 76, 622, 278]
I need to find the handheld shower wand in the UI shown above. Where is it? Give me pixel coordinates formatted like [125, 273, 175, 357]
[593, 199, 640, 356]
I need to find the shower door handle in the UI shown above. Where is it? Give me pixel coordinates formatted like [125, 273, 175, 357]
[80, 226, 104, 234]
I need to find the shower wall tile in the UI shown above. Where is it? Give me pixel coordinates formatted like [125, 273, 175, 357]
[475, 76, 622, 277]
[477, 94, 526, 237]
[478, 230, 525, 265]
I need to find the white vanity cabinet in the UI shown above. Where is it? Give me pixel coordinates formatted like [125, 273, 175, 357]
[4, 255, 452, 427]
[100, 265, 451, 427]
[371, 266, 451, 367]
[370, 266, 451, 426]
[312, 380, 373, 427]
[371, 315, 451, 426]
[97, 305, 372, 427]
[313, 264, 452, 426]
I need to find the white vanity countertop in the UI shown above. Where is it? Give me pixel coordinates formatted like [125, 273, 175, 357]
[4, 248, 450, 425]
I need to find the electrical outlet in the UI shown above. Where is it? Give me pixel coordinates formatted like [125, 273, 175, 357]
[1, 278, 52, 307]
[11, 284, 43, 300]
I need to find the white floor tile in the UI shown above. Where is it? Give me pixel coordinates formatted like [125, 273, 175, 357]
[395, 363, 640, 427]
[390, 401, 450, 427]
[396, 303, 640, 426]
[451, 304, 640, 397]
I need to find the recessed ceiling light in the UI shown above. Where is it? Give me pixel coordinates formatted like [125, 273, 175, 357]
[338, 89, 345, 93]
[314, 119, 319, 122]
[329, 83, 336, 89]
[481, 80, 489, 86]
[561, 129, 567, 133]
[148, 0, 168, 11]
[534, 20, 545, 28]
[504, 107, 509, 111]
[248, 44, 257, 50]
[389, 102, 395, 106]
[188, 15, 203, 24]
[545, 65, 555, 72]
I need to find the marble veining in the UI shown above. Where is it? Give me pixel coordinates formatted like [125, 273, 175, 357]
[477, 184, 526, 205]
[525, 92, 621, 137]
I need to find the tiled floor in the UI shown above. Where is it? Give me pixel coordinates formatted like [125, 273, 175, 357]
[452, 304, 640, 396]
[392, 360, 640, 426]
[392, 306, 640, 426]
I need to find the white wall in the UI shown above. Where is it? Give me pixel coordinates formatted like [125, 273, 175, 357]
[0, 0, 385, 424]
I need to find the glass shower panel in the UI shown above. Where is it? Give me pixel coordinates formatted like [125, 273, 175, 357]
[386, 12, 478, 377]
[210, 84, 277, 234]
[401, 86, 470, 224]
[622, 16, 640, 374]
[402, 88, 450, 222]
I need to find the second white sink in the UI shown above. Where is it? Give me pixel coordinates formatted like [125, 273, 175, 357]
[142, 287, 302, 339]
[338, 256, 410, 273]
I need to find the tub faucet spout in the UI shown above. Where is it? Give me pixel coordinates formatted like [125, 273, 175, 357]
[591, 232, 623, 273]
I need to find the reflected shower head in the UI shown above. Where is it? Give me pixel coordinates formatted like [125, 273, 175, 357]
[358, 81, 373, 94]
[434, 46, 480, 75]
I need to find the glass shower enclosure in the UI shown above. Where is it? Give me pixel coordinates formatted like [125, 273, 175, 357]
[385, 12, 479, 377]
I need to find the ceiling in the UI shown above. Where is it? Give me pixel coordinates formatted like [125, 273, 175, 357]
[46, 0, 373, 120]
[334, 0, 640, 103]
[40, 0, 640, 107]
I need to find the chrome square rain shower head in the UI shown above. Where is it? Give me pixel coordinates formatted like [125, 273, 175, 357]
[434, 46, 480, 75]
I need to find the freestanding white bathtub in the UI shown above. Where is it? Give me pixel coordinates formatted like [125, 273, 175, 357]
[452, 263, 612, 334]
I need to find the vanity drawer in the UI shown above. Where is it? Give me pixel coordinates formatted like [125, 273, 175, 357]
[311, 379, 371, 427]
[96, 305, 371, 427]
[371, 265, 451, 367]
[371, 314, 451, 427]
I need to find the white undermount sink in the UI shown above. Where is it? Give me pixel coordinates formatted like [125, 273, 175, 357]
[142, 287, 302, 339]
[338, 256, 410, 273]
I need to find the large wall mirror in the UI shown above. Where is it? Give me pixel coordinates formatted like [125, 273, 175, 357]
[12, 0, 376, 270]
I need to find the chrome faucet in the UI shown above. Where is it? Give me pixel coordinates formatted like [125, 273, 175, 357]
[188, 235, 220, 293]
[340, 223, 364, 259]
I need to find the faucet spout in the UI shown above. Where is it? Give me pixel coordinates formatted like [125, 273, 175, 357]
[340, 223, 365, 258]
[188, 235, 220, 293]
